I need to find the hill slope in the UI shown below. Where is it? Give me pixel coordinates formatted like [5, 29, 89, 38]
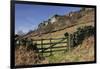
[47, 36, 94, 63]
[15, 36, 94, 65]
[22, 8, 95, 39]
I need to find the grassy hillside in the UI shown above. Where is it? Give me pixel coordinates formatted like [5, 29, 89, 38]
[48, 36, 94, 63]
[22, 8, 94, 39]
[15, 8, 95, 66]
[29, 9, 94, 39]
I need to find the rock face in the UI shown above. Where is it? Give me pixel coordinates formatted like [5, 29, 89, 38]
[37, 8, 94, 32]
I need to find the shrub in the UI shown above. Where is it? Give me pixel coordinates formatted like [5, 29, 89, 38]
[64, 26, 95, 48]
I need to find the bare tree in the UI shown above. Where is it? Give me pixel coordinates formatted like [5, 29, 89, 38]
[17, 30, 25, 36]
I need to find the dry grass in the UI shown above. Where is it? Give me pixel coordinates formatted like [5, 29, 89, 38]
[64, 36, 94, 62]
[31, 22, 94, 40]
[15, 46, 48, 66]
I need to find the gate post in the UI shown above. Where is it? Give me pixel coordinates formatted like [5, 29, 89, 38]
[68, 33, 71, 52]
[41, 39, 43, 57]
[50, 38, 52, 56]
[64, 32, 70, 52]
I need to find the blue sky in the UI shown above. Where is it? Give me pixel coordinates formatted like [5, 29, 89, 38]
[15, 4, 81, 34]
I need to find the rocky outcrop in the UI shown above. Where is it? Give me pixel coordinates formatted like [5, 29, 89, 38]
[23, 7, 94, 38]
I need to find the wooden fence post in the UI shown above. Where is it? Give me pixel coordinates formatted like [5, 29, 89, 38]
[66, 36, 68, 52]
[50, 38, 52, 56]
[41, 39, 43, 57]
[68, 34, 71, 52]
[70, 34, 74, 48]
[64, 32, 69, 52]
